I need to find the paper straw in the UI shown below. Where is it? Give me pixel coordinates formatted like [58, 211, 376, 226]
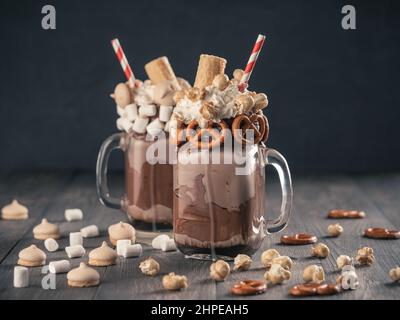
[111, 38, 136, 88]
[239, 34, 266, 92]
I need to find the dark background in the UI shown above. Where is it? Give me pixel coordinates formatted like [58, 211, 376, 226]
[0, 0, 399, 174]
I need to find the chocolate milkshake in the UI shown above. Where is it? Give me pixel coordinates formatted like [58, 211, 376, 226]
[170, 53, 292, 259]
[97, 54, 189, 232]
[123, 132, 173, 229]
[173, 147, 267, 258]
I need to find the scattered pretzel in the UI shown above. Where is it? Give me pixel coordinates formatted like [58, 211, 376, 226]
[186, 120, 228, 149]
[363, 228, 400, 239]
[290, 283, 341, 297]
[327, 210, 365, 219]
[231, 280, 267, 296]
[232, 114, 268, 145]
[281, 233, 317, 245]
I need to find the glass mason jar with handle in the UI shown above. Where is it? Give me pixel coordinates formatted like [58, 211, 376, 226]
[96, 132, 173, 232]
[173, 144, 292, 260]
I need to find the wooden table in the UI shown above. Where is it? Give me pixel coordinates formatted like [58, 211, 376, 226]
[0, 171, 399, 300]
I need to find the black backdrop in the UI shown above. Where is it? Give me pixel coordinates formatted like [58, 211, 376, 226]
[0, 0, 399, 173]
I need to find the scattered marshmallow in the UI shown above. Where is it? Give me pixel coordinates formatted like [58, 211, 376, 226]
[161, 239, 177, 252]
[117, 117, 132, 132]
[159, 105, 173, 122]
[80, 225, 99, 238]
[65, 208, 83, 222]
[146, 118, 165, 136]
[65, 245, 85, 258]
[69, 232, 83, 246]
[49, 260, 71, 274]
[132, 117, 149, 134]
[152, 234, 170, 250]
[116, 239, 132, 256]
[124, 103, 138, 121]
[138, 104, 157, 117]
[121, 244, 142, 258]
[44, 238, 59, 252]
[14, 266, 29, 288]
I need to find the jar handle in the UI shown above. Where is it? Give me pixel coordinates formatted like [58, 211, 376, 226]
[264, 148, 293, 233]
[96, 133, 124, 209]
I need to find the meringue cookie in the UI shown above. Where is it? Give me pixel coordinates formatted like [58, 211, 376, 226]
[17, 244, 46, 267]
[1, 200, 29, 220]
[108, 222, 136, 246]
[88, 241, 118, 266]
[33, 219, 60, 240]
[67, 262, 100, 288]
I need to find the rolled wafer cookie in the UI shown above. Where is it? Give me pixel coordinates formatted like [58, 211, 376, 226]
[145, 56, 181, 90]
[194, 54, 227, 90]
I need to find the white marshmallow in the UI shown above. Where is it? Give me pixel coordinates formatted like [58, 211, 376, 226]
[49, 260, 71, 274]
[117, 117, 132, 132]
[138, 104, 157, 117]
[116, 239, 132, 256]
[65, 208, 83, 222]
[69, 232, 83, 246]
[152, 234, 170, 250]
[121, 244, 142, 258]
[44, 238, 59, 252]
[80, 225, 99, 238]
[146, 118, 165, 136]
[116, 104, 125, 117]
[132, 117, 149, 134]
[159, 105, 173, 122]
[14, 266, 29, 288]
[161, 239, 177, 252]
[124, 103, 138, 121]
[65, 245, 85, 258]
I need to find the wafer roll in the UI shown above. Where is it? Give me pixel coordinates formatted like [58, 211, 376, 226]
[145, 56, 181, 90]
[194, 54, 227, 89]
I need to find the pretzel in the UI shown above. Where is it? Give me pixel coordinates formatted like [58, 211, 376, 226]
[328, 210, 365, 219]
[363, 227, 400, 239]
[232, 113, 269, 145]
[290, 283, 341, 297]
[231, 280, 267, 296]
[280, 233, 317, 245]
[186, 120, 228, 149]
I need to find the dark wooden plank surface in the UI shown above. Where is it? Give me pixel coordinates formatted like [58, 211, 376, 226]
[0, 172, 399, 300]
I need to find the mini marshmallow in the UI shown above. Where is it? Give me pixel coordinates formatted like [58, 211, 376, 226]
[124, 103, 138, 121]
[159, 105, 173, 122]
[65, 208, 83, 222]
[121, 244, 142, 258]
[132, 117, 149, 134]
[117, 117, 132, 132]
[152, 234, 170, 250]
[44, 238, 59, 252]
[80, 225, 99, 238]
[49, 260, 71, 274]
[116, 104, 125, 117]
[138, 104, 157, 117]
[69, 232, 83, 246]
[146, 118, 165, 136]
[116, 239, 132, 256]
[14, 266, 29, 288]
[65, 245, 85, 258]
[161, 239, 177, 252]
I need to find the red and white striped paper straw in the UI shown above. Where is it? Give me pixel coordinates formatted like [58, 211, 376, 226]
[111, 38, 136, 88]
[239, 34, 266, 92]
